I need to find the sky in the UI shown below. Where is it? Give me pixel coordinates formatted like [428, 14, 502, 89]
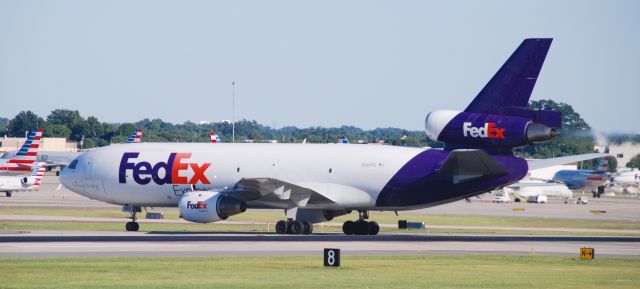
[0, 0, 638, 133]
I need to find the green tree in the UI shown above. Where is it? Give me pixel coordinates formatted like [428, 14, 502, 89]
[47, 109, 83, 126]
[529, 100, 590, 130]
[47, 109, 87, 140]
[627, 154, 640, 168]
[0, 117, 8, 135]
[609, 156, 618, 172]
[117, 123, 137, 140]
[43, 124, 71, 138]
[7, 111, 44, 137]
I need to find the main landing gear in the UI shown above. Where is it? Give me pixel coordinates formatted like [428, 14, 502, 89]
[124, 205, 141, 232]
[4, 192, 11, 197]
[342, 210, 379, 235]
[275, 219, 313, 235]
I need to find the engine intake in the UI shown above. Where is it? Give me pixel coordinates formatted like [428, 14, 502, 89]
[21, 177, 36, 187]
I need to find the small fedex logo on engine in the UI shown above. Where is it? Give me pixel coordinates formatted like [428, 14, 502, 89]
[463, 122, 506, 139]
[119, 152, 211, 185]
[186, 200, 207, 210]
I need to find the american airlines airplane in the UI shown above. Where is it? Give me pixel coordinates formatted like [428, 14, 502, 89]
[552, 155, 610, 192]
[0, 162, 46, 197]
[60, 38, 603, 235]
[0, 128, 43, 175]
[210, 131, 222, 143]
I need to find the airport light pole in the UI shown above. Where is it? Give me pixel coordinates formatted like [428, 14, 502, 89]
[232, 81, 235, 143]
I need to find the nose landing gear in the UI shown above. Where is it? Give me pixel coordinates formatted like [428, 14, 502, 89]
[342, 210, 379, 235]
[123, 205, 141, 232]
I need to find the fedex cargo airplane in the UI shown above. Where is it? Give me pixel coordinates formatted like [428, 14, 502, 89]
[60, 38, 603, 234]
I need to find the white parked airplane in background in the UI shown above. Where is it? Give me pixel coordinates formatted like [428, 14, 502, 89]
[0, 162, 46, 197]
[501, 177, 573, 201]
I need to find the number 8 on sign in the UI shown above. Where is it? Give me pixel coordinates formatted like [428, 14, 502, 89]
[324, 248, 340, 267]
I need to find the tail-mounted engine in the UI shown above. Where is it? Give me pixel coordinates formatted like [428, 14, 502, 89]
[21, 176, 36, 187]
[425, 109, 560, 151]
[179, 191, 246, 223]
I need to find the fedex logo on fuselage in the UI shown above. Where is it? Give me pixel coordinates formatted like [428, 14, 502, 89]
[463, 122, 505, 139]
[119, 152, 211, 185]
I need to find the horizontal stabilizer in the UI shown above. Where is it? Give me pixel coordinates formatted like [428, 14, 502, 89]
[437, 149, 509, 184]
[527, 153, 606, 171]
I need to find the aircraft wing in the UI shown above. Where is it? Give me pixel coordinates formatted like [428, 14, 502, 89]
[227, 178, 375, 209]
[526, 153, 606, 171]
[228, 178, 335, 208]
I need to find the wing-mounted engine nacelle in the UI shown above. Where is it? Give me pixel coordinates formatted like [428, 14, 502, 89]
[21, 176, 36, 187]
[425, 110, 560, 148]
[179, 191, 246, 223]
[295, 209, 352, 223]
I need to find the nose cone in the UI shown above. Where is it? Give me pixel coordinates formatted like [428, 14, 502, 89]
[59, 156, 82, 193]
[59, 166, 72, 189]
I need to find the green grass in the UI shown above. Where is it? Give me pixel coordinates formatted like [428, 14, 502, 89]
[0, 256, 638, 289]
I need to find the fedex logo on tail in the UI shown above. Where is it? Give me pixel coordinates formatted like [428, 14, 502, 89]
[119, 152, 211, 185]
[463, 122, 506, 139]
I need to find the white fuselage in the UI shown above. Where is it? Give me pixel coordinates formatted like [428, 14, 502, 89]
[60, 143, 425, 209]
[613, 173, 640, 186]
[502, 178, 573, 199]
[0, 176, 32, 192]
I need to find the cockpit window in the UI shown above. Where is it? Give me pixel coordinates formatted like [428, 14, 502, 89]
[68, 159, 78, 169]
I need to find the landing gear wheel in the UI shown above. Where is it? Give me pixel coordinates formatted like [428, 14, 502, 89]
[290, 220, 305, 235]
[5, 192, 11, 197]
[303, 221, 313, 235]
[355, 220, 370, 235]
[343, 220, 355, 235]
[125, 222, 139, 232]
[275, 220, 288, 234]
[124, 206, 141, 232]
[368, 221, 380, 235]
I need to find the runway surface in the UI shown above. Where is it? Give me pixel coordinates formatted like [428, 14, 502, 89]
[1, 230, 639, 258]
